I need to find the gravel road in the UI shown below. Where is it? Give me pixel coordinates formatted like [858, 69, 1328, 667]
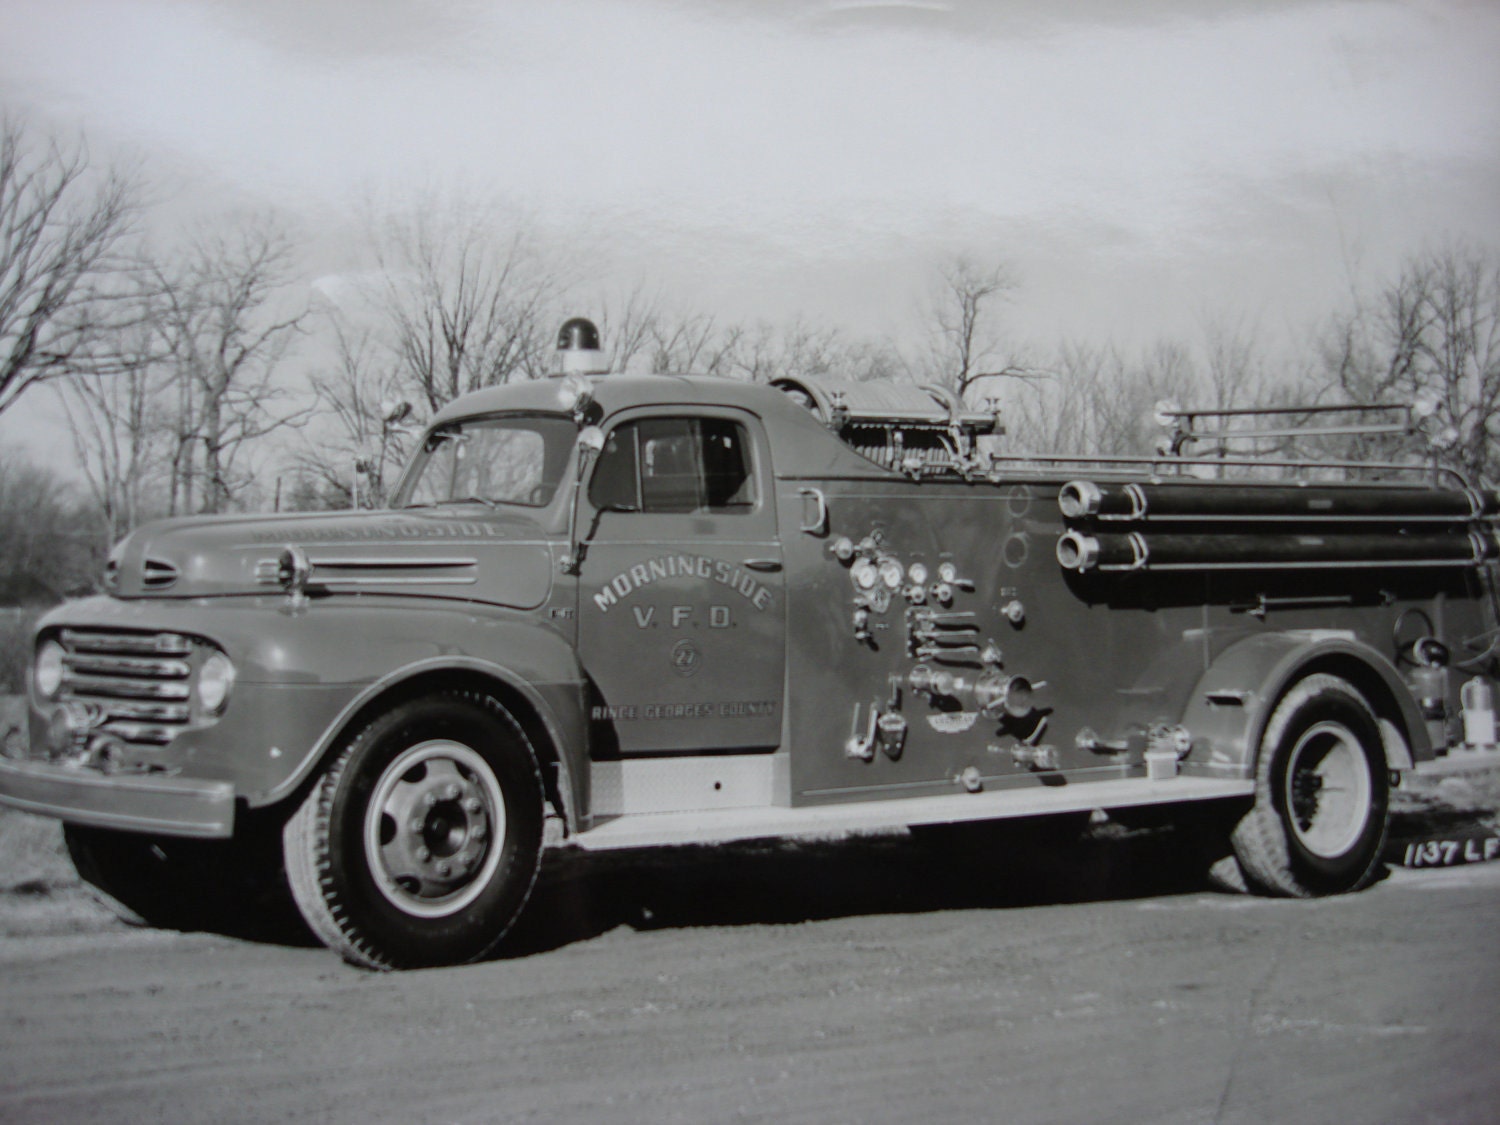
[1, 816, 1497, 1124]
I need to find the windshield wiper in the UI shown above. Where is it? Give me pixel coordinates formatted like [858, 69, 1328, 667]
[433, 496, 500, 511]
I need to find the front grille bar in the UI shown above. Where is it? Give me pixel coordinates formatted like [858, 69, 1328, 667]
[61, 673, 191, 701]
[67, 654, 191, 679]
[61, 629, 191, 656]
[50, 629, 200, 748]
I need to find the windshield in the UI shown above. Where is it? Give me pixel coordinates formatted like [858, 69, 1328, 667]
[395, 414, 576, 509]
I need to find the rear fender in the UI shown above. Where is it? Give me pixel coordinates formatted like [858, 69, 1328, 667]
[1180, 632, 1426, 776]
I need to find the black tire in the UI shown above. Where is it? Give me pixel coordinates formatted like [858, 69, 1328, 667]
[64, 816, 303, 940]
[283, 692, 544, 970]
[1230, 673, 1389, 897]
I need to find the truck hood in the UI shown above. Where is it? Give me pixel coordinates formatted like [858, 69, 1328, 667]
[105, 508, 557, 609]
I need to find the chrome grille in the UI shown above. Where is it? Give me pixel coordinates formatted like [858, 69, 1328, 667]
[54, 629, 196, 746]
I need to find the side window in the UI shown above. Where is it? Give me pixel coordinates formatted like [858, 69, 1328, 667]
[699, 418, 755, 508]
[589, 424, 641, 511]
[589, 417, 756, 515]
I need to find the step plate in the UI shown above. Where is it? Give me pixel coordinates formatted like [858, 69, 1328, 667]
[569, 775, 1255, 852]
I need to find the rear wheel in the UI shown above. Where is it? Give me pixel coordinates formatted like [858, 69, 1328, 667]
[283, 692, 544, 969]
[1230, 673, 1389, 897]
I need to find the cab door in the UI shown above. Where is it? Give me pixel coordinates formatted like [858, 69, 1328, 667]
[576, 409, 785, 755]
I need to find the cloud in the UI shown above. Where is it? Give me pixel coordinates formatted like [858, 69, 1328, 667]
[198, 0, 491, 63]
[0, 0, 1494, 345]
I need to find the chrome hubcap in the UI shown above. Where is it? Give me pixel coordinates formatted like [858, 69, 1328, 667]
[364, 740, 506, 918]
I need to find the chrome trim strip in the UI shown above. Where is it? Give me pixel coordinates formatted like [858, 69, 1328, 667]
[309, 556, 479, 568]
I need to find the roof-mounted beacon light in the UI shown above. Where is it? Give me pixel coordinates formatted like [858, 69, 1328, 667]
[555, 317, 608, 376]
[552, 317, 604, 422]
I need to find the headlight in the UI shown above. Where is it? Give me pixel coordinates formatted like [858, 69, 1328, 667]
[196, 651, 237, 715]
[34, 640, 66, 700]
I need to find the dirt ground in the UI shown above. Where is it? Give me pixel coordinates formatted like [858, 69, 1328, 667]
[1, 748, 1498, 1124]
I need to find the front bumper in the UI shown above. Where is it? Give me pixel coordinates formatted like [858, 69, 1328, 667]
[0, 756, 235, 837]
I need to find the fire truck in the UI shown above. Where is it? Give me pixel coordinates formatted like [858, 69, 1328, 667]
[3, 319, 1498, 969]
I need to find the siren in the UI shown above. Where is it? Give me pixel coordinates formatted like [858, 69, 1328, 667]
[554, 316, 609, 376]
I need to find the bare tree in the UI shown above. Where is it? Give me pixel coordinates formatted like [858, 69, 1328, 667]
[150, 215, 309, 514]
[1199, 315, 1271, 414]
[53, 315, 173, 541]
[1007, 338, 1201, 459]
[593, 285, 668, 373]
[0, 116, 140, 415]
[644, 311, 742, 376]
[725, 319, 848, 382]
[368, 197, 557, 409]
[1319, 245, 1500, 480]
[914, 256, 1034, 400]
[593, 287, 897, 383]
[585, 287, 733, 375]
[292, 319, 412, 509]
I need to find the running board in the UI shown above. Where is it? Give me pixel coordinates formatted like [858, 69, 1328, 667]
[567, 775, 1255, 852]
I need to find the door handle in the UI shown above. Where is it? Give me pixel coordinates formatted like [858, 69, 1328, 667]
[744, 558, 783, 573]
[798, 487, 828, 536]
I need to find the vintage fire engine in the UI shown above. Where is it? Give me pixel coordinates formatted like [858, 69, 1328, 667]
[3, 319, 1498, 969]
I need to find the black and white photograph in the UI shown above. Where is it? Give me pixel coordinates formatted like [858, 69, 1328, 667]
[0, 2, 1498, 1121]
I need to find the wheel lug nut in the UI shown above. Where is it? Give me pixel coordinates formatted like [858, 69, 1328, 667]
[471, 824, 487, 841]
[463, 797, 482, 814]
[423, 792, 438, 808]
[445, 783, 461, 800]
[409, 817, 424, 834]
[417, 847, 431, 862]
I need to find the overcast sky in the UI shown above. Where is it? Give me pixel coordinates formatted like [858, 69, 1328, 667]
[1, 0, 1498, 466]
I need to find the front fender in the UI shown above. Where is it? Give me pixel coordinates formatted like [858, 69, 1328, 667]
[28, 596, 591, 832]
[260, 653, 588, 821]
[237, 604, 590, 828]
[1179, 631, 1427, 776]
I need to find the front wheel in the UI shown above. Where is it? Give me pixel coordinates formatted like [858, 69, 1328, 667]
[284, 692, 544, 969]
[1230, 673, 1389, 897]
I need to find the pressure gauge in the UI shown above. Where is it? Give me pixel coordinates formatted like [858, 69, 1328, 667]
[878, 558, 904, 590]
[907, 562, 929, 586]
[938, 561, 958, 583]
[850, 558, 878, 590]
